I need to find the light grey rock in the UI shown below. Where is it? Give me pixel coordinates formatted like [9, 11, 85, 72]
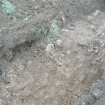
[73, 95, 95, 105]
[45, 43, 55, 53]
[94, 95, 105, 105]
[91, 79, 105, 92]
[91, 88, 103, 99]
[56, 39, 63, 47]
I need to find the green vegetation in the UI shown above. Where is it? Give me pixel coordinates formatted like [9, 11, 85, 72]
[0, 0, 16, 15]
[32, 21, 50, 40]
[32, 18, 62, 43]
[48, 18, 62, 43]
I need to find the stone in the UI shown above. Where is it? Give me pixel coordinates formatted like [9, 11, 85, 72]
[45, 43, 54, 53]
[90, 25, 95, 30]
[56, 39, 63, 47]
[93, 10, 101, 17]
[91, 88, 103, 99]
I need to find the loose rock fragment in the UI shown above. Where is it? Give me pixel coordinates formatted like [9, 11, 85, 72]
[45, 43, 54, 53]
[91, 88, 103, 99]
[56, 39, 63, 47]
[93, 10, 101, 17]
[80, 95, 95, 105]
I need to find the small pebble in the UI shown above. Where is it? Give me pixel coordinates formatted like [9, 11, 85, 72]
[45, 43, 54, 53]
[56, 39, 63, 47]
[27, 60, 32, 65]
[93, 10, 101, 16]
[62, 28, 69, 32]
[90, 25, 95, 30]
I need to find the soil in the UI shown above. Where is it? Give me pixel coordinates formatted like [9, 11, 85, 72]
[0, 0, 105, 105]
